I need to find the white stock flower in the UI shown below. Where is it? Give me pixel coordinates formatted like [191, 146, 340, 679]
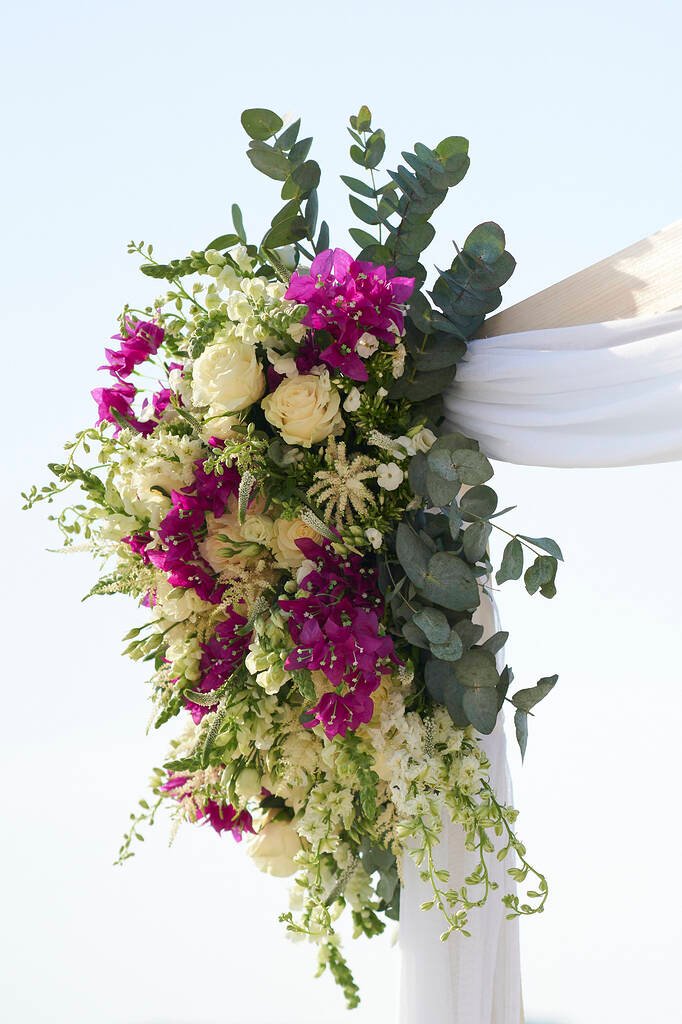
[225, 291, 253, 323]
[191, 331, 265, 413]
[343, 387, 361, 412]
[413, 427, 437, 453]
[261, 372, 343, 448]
[356, 332, 379, 358]
[365, 527, 383, 549]
[376, 462, 405, 491]
[248, 815, 302, 877]
[391, 342, 407, 378]
[235, 768, 262, 802]
[230, 243, 253, 272]
[288, 322, 308, 343]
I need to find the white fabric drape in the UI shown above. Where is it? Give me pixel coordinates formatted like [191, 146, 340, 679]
[443, 309, 682, 468]
[400, 309, 682, 1024]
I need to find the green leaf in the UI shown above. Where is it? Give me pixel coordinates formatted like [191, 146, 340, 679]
[512, 675, 558, 712]
[395, 523, 430, 587]
[413, 608, 450, 643]
[316, 221, 330, 253]
[288, 160, 321, 196]
[431, 629, 464, 662]
[427, 448, 460, 482]
[349, 194, 381, 225]
[460, 485, 498, 520]
[462, 685, 499, 734]
[350, 144, 366, 166]
[420, 552, 480, 611]
[464, 222, 506, 263]
[514, 708, 528, 760]
[206, 232, 240, 251]
[454, 648, 499, 689]
[247, 145, 291, 181]
[517, 535, 564, 561]
[364, 129, 386, 169]
[426, 469, 460, 507]
[349, 227, 379, 249]
[402, 620, 430, 649]
[409, 332, 467, 371]
[241, 108, 283, 141]
[407, 451, 428, 497]
[356, 105, 372, 131]
[449, 501, 463, 538]
[276, 118, 301, 151]
[524, 555, 557, 596]
[231, 204, 247, 242]
[482, 631, 509, 656]
[262, 216, 308, 249]
[341, 175, 376, 199]
[463, 521, 492, 563]
[496, 538, 523, 585]
[289, 137, 313, 165]
[455, 620, 484, 650]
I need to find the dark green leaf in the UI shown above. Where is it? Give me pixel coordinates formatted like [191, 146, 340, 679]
[409, 332, 467, 371]
[341, 175, 376, 199]
[431, 629, 464, 662]
[349, 227, 379, 249]
[462, 686, 499, 734]
[514, 708, 528, 760]
[427, 448, 460, 482]
[206, 233, 240, 251]
[402, 620, 430, 649]
[247, 145, 291, 181]
[395, 523, 430, 587]
[421, 552, 480, 611]
[455, 620, 484, 649]
[262, 216, 308, 249]
[356, 105, 372, 131]
[289, 137, 313, 165]
[496, 538, 524, 585]
[290, 160, 321, 194]
[304, 190, 318, 236]
[276, 118, 301, 151]
[407, 451, 428, 497]
[349, 195, 381, 225]
[231, 204, 247, 243]
[461, 485, 498, 520]
[316, 221, 330, 253]
[449, 501, 463, 538]
[413, 608, 450, 643]
[426, 469, 460, 507]
[364, 129, 386, 169]
[512, 675, 558, 712]
[482, 631, 509, 656]
[524, 555, 557, 596]
[464, 222, 506, 263]
[241, 108, 283, 141]
[463, 521, 492, 563]
[454, 648, 499, 689]
[350, 144, 366, 166]
[517, 535, 564, 561]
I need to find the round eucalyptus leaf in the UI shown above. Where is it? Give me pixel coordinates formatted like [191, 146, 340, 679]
[464, 222, 506, 264]
[241, 108, 284, 141]
[431, 629, 464, 662]
[395, 523, 430, 587]
[453, 648, 499, 689]
[460, 485, 498, 520]
[427, 448, 460, 482]
[421, 552, 480, 611]
[413, 608, 450, 643]
[462, 686, 499, 734]
[426, 469, 460, 507]
[450, 449, 493, 485]
[462, 521, 492, 564]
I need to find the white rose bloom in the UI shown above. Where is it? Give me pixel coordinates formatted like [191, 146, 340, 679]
[394, 435, 416, 459]
[191, 331, 265, 413]
[365, 527, 383, 550]
[270, 517, 322, 569]
[152, 576, 210, 622]
[343, 387, 362, 412]
[198, 507, 260, 575]
[413, 427, 437, 453]
[126, 456, 194, 527]
[241, 514, 275, 548]
[261, 372, 343, 448]
[356, 332, 380, 358]
[248, 816, 302, 877]
[201, 408, 236, 442]
[377, 462, 405, 491]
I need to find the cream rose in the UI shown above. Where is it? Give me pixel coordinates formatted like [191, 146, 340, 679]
[191, 331, 265, 413]
[247, 815, 302, 877]
[261, 372, 343, 448]
[270, 517, 322, 569]
[198, 500, 273, 574]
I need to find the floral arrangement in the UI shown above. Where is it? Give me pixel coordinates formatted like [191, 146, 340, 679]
[25, 107, 562, 1007]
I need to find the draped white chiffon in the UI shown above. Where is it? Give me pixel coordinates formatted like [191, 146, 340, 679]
[399, 309, 682, 1024]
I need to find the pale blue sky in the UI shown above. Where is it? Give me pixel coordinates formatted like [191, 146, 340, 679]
[2, 3, 682, 1023]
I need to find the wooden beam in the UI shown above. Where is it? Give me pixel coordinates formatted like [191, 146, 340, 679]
[479, 220, 682, 337]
